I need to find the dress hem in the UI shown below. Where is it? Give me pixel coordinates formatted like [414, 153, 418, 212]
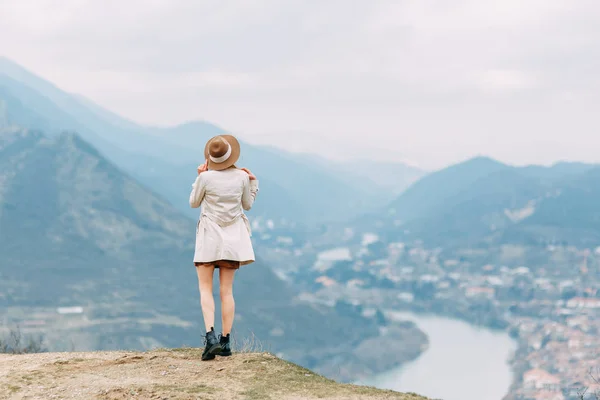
[194, 259, 255, 269]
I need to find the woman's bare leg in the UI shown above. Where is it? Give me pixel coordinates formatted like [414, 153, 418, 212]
[196, 265, 215, 332]
[219, 267, 236, 335]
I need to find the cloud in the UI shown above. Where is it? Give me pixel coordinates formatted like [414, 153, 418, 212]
[0, 0, 599, 169]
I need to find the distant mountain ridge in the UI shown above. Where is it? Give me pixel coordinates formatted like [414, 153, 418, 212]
[388, 156, 509, 221]
[372, 156, 600, 247]
[0, 56, 419, 224]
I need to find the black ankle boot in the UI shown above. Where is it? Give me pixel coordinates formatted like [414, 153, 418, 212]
[219, 333, 232, 357]
[201, 327, 222, 361]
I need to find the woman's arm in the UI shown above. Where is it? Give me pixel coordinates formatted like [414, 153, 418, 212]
[189, 174, 207, 208]
[241, 174, 259, 211]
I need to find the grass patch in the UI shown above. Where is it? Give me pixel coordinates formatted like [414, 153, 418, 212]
[154, 383, 218, 395]
[6, 384, 21, 393]
[164, 346, 200, 353]
[236, 332, 269, 353]
[236, 354, 415, 399]
[240, 387, 272, 400]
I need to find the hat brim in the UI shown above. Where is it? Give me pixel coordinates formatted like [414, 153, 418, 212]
[204, 135, 241, 171]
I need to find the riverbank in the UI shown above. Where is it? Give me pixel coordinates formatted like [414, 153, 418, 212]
[382, 303, 522, 398]
[310, 318, 429, 383]
[300, 286, 526, 397]
[360, 311, 517, 400]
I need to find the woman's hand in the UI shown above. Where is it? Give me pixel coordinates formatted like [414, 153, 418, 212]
[240, 167, 257, 180]
[197, 161, 208, 175]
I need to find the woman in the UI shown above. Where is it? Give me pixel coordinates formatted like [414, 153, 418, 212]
[189, 134, 259, 361]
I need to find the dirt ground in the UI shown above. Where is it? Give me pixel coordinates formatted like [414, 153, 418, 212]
[0, 349, 427, 400]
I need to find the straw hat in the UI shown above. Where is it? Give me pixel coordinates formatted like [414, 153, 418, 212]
[204, 135, 241, 171]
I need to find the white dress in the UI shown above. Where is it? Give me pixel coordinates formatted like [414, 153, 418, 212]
[189, 168, 259, 265]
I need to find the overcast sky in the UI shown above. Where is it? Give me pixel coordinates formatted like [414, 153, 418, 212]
[1, 0, 599, 169]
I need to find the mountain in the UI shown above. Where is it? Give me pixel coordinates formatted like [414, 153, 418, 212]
[519, 161, 596, 184]
[376, 157, 600, 247]
[0, 128, 387, 379]
[0, 57, 386, 224]
[388, 156, 510, 221]
[395, 168, 548, 246]
[512, 165, 600, 245]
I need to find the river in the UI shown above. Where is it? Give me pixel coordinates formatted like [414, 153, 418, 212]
[359, 311, 518, 400]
